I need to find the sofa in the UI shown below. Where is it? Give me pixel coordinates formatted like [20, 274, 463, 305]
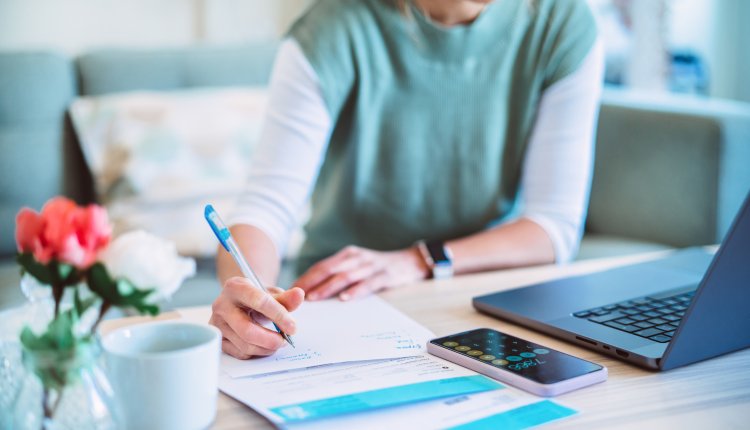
[1, 46, 749, 309]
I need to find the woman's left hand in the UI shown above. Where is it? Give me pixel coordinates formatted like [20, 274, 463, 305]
[293, 245, 430, 301]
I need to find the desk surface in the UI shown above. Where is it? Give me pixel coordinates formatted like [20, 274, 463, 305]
[106, 251, 750, 429]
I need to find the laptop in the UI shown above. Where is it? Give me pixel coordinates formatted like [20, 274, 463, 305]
[473, 190, 750, 370]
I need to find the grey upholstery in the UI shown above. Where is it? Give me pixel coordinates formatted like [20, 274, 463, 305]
[0, 46, 748, 261]
[0, 52, 77, 254]
[589, 91, 750, 248]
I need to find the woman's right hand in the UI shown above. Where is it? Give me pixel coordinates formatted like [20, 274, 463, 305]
[209, 277, 305, 359]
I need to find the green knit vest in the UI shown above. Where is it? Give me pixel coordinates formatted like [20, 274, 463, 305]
[289, 0, 596, 273]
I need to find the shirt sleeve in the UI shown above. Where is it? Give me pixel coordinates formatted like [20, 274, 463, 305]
[520, 39, 605, 264]
[228, 38, 332, 257]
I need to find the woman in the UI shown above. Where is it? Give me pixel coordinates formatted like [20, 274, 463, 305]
[210, 0, 604, 359]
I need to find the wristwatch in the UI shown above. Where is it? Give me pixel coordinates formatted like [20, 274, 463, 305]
[417, 240, 454, 280]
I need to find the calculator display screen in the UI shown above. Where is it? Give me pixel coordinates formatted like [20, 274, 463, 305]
[430, 328, 602, 384]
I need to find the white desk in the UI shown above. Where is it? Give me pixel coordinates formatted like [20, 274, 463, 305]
[105, 251, 750, 429]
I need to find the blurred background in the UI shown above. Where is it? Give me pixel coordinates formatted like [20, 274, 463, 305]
[2, 0, 747, 100]
[1, 0, 749, 311]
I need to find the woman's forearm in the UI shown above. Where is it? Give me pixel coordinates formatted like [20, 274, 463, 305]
[216, 224, 282, 287]
[447, 218, 556, 275]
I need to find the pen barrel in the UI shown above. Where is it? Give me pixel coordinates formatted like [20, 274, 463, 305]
[225, 237, 268, 293]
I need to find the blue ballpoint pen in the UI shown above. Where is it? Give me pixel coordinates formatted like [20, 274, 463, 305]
[204, 204, 295, 347]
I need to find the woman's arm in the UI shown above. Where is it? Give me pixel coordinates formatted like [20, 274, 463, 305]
[296, 40, 605, 299]
[449, 39, 605, 272]
[212, 39, 330, 358]
[219, 38, 332, 285]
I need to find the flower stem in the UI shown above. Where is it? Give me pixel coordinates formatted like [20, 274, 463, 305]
[92, 300, 112, 333]
[52, 282, 64, 319]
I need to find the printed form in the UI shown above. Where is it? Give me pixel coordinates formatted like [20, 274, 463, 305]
[180, 297, 578, 429]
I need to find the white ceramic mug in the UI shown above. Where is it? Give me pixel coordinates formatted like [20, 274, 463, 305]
[102, 321, 221, 430]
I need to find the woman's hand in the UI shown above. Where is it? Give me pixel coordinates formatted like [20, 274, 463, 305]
[209, 277, 305, 359]
[294, 245, 430, 301]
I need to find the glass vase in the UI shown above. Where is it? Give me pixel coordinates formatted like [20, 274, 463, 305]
[12, 341, 120, 430]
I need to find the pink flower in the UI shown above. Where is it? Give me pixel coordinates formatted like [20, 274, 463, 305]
[15, 197, 112, 269]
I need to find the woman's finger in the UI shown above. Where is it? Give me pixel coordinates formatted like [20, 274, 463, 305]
[221, 338, 250, 360]
[307, 261, 379, 300]
[294, 246, 364, 292]
[215, 317, 277, 358]
[225, 277, 297, 334]
[339, 271, 388, 301]
[273, 287, 305, 312]
[222, 303, 288, 350]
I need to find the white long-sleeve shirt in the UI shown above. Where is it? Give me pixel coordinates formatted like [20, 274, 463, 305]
[229, 38, 605, 264]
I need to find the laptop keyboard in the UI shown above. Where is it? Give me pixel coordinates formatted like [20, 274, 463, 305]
[573, 286, 697, 343]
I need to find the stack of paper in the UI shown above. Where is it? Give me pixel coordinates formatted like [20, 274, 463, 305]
[180, 296, 578, 429]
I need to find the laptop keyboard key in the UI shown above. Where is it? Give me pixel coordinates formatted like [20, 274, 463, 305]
[604, 321, 634, 332]
[588, 311, 626, 323]
[583, 289, 698, 341]
[619, 324, 640, 333]
[634, 328, 663, 338]
[650, 334, 672, 343]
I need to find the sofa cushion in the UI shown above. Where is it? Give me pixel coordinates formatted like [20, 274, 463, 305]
[588, 90, 750, 248]
[76, 43, 277, 96]
[0, 52, 76, 255]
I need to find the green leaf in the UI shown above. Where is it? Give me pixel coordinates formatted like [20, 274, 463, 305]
[16, 252, 54, 285]
[20, 326, 52, 351]
[87, 263, 160, 316]
[47, 310, 77, 350]
[57, 263, 76, 283]
[73, 286, 98, 318]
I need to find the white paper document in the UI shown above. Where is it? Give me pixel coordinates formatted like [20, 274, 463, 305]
[219, 354, 503, 424]
[219, 354, 577, 429]
[179, 296, 434, 377]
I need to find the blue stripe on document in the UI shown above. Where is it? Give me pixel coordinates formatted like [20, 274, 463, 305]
[450, 400, 577, 430]
[270, 375, 503, 422]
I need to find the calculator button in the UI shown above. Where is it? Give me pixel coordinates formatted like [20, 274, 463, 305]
[492, 359, 509, 366]
[455, 346, 471, 351]
[532, 349, 549, 355]
[506, 356, 522, 361]
[479, 355, 496, 361]
[442, 341, 459, 347]
[467, 350, 483, 356]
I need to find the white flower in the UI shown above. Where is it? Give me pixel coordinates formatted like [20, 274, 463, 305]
[101, 230, 195, 301]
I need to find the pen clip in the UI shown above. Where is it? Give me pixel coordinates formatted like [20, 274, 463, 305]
[204, 204, 231, 252]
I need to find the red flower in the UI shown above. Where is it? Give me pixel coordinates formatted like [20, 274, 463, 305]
[15, 197, 112, 269]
